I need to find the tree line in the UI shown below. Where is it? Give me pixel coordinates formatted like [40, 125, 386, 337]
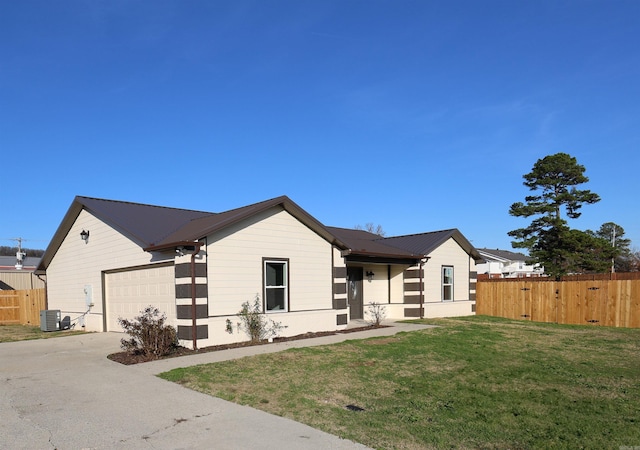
[509, 152, 638, 279]
[0, 246, 45, 257]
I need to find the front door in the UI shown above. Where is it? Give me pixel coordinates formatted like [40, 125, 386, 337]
[347, 267, 364, 320]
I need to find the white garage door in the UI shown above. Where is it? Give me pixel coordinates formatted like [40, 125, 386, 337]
[105, 264, 176, 332]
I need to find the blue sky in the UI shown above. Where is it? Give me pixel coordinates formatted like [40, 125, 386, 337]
[2, 1, 638, 253]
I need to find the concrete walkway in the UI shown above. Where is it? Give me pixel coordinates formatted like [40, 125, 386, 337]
[0, 322, 431, 449]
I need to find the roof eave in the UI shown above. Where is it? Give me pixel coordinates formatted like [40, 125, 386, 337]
[160, 196, 350, 251]
[342, 248, 427, 263]
[36, 197, 85, 272]
[143, 241, 203, 252]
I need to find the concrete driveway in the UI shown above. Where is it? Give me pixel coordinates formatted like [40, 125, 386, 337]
[0, 323, 429, 449]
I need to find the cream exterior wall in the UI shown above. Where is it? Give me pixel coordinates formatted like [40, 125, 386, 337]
[360, 264, 389, 305]
[46, 209, 172, 332]
[358, 265, 408, 304]
[424, 300, 475, 317]
[202, 206, 336, 345]
[423, 238, 473, 304]
[352, 264, 408, 321]
[379, 238, 478, 320]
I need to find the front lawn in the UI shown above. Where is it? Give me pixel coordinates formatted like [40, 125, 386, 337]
[0, 324, 84, 342]
[159, 316, 640, 449]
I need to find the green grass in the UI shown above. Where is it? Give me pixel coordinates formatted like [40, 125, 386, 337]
[159, 316, 640, 449]
[0, 324, 85, 342]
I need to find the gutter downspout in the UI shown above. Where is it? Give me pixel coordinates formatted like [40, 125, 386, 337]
[419, 257, 429, 319]
[36, 273, 48, 309]
[191, 243, 203, 351]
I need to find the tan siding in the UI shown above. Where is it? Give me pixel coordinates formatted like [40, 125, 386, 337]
[424, 238, 471, 303]
[46, 209, 172, 331]
[390, 265, 406, 303]
[207, 207, 332, 316]
[361, 264, 388, 305]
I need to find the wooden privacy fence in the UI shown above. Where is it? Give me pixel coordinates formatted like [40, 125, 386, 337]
[0, 289, 46, 326]
[476, 276, 640, 328]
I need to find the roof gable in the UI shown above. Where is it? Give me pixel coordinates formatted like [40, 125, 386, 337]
[37, 196, 214, 272]
[39, 195, 347, 271]
[152, 196, 342, 248]
[381, 229, 482, 262]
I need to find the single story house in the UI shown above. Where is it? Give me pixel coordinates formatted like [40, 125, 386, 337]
[37, 196, 482, 348]
[476, 248, 544, 279]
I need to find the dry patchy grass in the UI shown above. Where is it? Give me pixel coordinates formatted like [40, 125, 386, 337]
[160, 316, 640, 449]
[0, 324, 85, 342]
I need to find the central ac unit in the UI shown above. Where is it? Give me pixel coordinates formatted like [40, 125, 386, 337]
[40, 310, 61, 332]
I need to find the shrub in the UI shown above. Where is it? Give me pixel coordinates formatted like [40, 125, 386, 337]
[118, 306, 178, 358]
[365, 301, 387, 327]
[237, 294, 286, 342]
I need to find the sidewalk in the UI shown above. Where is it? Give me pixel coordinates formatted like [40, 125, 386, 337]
[134, 321, 434, 375]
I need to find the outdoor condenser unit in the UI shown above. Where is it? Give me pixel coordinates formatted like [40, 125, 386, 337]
[40, 310, 61, 332]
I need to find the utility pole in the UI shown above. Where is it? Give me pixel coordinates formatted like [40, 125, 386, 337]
[15, 238, 26, 270]
[611, 228, 616, 273]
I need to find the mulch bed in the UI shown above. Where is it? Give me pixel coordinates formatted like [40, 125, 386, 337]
[107, 324, 387, 365]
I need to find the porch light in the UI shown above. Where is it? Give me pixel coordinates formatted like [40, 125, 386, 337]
[80, 230, 90, 242]
[366, 271, 375, 282]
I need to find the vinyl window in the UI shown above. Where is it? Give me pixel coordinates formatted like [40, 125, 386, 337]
[442, 266, 454, 301]
[264, 259, 288, 312]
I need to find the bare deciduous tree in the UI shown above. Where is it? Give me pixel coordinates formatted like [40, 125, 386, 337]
[355, 223, 386, 237]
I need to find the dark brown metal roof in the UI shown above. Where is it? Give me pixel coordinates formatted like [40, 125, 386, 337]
[78, 197, 214, 247]
[37, 196, 215, 272]
[327, 227, 483, 263]
[382, 229, 483, 262]
[151, 195, 337, 246]
[326, 227, 424, 261]
[37, 195, 481, 273]
[38, 195, 348, 271]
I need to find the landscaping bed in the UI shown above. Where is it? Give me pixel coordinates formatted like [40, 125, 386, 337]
[108, 324, 385, 365]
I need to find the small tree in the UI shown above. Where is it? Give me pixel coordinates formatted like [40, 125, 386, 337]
[237, 294, 286, 342]
[365, 302, 387, 327]
[118, 306, 178, 358]
[592, 222, 631, 272]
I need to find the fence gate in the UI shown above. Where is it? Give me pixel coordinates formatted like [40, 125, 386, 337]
[476, 275, 640, 328]
[0, 289, 46, 326]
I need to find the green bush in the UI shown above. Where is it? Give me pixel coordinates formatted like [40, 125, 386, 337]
[237, 294, 286, 342]
[118, 306, 178, 358]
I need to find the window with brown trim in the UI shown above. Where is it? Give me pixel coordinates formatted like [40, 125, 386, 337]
[264, 259, 288, 312]
[442, 266, 454, 301]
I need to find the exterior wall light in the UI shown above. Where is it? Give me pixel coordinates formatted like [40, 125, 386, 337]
[80, 230, 90, 242]
[366, 271, 375, 282]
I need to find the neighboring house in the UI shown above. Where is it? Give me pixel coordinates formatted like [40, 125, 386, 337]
[476, 248, 544, 279]
[0, 256, 45, 290]
[37, 196, 482, 348]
